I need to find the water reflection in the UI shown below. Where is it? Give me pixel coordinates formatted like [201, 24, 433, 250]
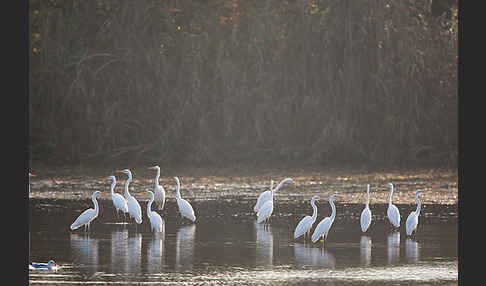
[175, 224, 196, 271]
[110, 229, 129, 273]
[360, 236, 372, 266]
[387, 232, 400, 265]
[405, 238, 420, 264]
[70, 233, 99, 272]
[147, 218, 166, 273]
[127, 233, 142, 273]
[254, 222, 273, 266]
[294, 243, 336, 268]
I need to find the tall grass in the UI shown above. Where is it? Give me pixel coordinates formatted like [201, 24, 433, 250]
[29, 0, 457, 168]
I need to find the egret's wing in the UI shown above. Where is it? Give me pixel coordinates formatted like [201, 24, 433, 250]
[311, 217, 330, 243]
[294, 216, 312, 239]
[70, 208, 96, 230]
[254, 191, 271, 212]
[360, 208, 372, 232]
[128, 196, 143, 223]
[179, 199, 196, 222]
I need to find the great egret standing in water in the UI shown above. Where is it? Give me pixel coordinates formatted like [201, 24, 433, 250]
[146, 191, 164, 232]
[294, 195, 322, 240]
[148, 166, 166, 210]
[311, 193, 339, 245]
[109, 175, 128, 219]
[386, 183, 400, 229]
[174, 177, 196, 222]
[406, 189, 423, 237]
[360, 184, 372, 232]
[70, 191, 101, 231]
[257, 178, 294, 224]
[253, 179, 274, 213]
[116, 169, 142, 225]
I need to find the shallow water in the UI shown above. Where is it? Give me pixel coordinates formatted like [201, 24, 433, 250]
[29, 198, 458, 285]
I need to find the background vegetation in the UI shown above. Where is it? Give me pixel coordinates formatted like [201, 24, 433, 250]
[29, 0, 458, 169]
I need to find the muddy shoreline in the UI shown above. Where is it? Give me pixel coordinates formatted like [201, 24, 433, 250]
[28, 165, 458, 205]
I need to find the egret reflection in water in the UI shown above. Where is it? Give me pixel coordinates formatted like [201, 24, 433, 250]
[387, 232, 400, 265]
[293, 243, 336, 268]
[405, 238, 420, 263]
[255, 222, 273, 266]
[175, 224, 196, 271]
[147, 218, 165, 273]
[110, 229, 129, 273]
[360, 235, 372, 266]
[70, 233, 99, 273]
[127, 232, 142, 273]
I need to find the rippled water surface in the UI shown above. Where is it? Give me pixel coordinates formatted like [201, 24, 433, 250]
[29, 198, 458, 285]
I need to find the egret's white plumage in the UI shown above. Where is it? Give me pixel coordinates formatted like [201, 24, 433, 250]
[109, 175, 128, 217]
[360, 184, 372, 232]
[146, 191, 164, 232]
[70, 191, 101, 231]
[311, 193, 339, 244]
[253, 179, 274, 213]
[386, 183, 400, 228]
[174, 177, 196, 222]
[256, 178, 294, 224]
[294, 195, 321, 239]
[148, 166, 166, 210]
[117, 169, 142, 224]
[406, 189, 423, 236]
[29, 171, 35, 193]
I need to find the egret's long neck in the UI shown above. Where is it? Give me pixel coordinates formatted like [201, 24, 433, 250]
[154, 168, 160, 186]
[311, 199, 318, 222]
[175, 179, 181, 200]
[330, 198, 336, 221]
[124, 174, 132, 197]
[388, 185, 394, 205]
[274, 178, 292, 193]
[366, 185, 370, 207]
[110, 180, 116, 195]
[147, 193, 154, 215]
[92, 193, 99, 215]
[415, 193, 421, 216]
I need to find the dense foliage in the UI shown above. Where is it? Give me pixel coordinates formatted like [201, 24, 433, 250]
[29, 0, 457, 168]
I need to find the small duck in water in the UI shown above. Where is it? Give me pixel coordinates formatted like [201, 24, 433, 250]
[29, 260, 57, 271]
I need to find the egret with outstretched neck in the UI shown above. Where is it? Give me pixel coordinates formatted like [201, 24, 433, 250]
[116, 169, 142, 225]
[406, 189, 423, 237]
[257, 178, 294, 224]
[386, 183, 400, 229]
[146, 191, 164, 232]
[294, 195, 322, 240]
[174, 177, 196, 222]
[360, 184, 372, 232]
[148, 166, 166, 210]
[311, 193, 339, 245]
[70, 191, 101, 231]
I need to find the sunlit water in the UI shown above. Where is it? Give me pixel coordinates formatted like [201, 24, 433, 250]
[29, 198, 457, 285]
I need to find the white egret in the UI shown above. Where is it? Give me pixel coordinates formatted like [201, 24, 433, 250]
[360, 184, 372, 232]
[311, 193, 339, 245]
[294, 195, 322, 240]
[146, 191, 164, 232]
[148, 166, 166, 210]
[116, 169, 142, 224]
[406, 189, 423, 237]
[253, 179, 274, 213]
[386, 183, 400, 229]
[174, 177, 196, 222]
[257, 178, 294, 224]
[29, 260, 57, 271]
[109, 175, 128, 218]
[70, 191, 101, 231]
